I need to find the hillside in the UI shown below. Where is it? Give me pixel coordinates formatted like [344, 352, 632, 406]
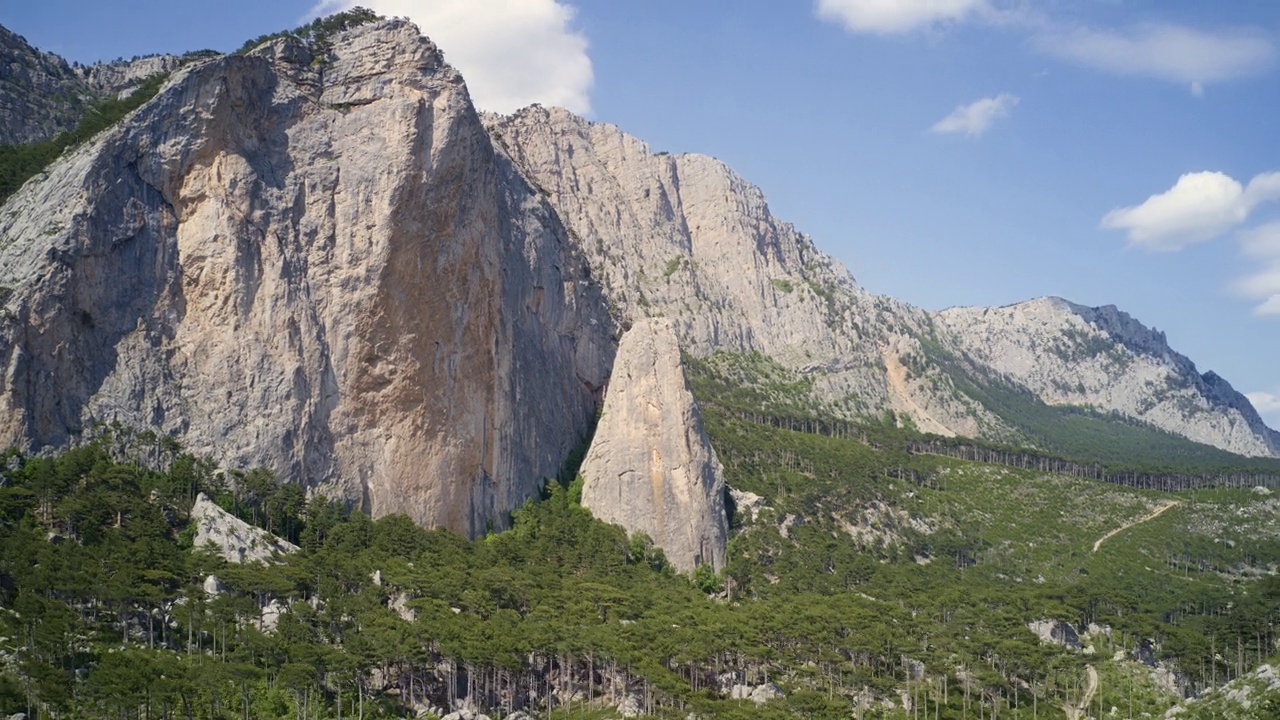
[0, 12, 1278, 719]
[2, 410, 1277, 718]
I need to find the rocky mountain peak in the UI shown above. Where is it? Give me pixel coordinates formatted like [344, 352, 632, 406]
[0, 17, 614, 537]
[937, 297, 1278, 456]
[0, 24, 94, 145]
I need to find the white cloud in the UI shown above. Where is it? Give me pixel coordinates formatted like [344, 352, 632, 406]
[1101, 171, 1280, 251]
[1234, 222, 1280, 317]
[1253, 296, 1280, 317]
[1241, 221, 1280, 258]
[310, 0, 593, 114]
[1035, 24, 1276, 93]
[815, 0, 989, 34]
[930, 93, 1018, 137]
[1246, 389, 1280, 428]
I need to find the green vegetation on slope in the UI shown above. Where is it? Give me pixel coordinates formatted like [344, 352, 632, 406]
[689, 348, 1280, 480]
[0, 73, 167, 205]
[4, 408, 1278, 719]
[236, 6, 381, 54]
[918, 340, 1280, 474]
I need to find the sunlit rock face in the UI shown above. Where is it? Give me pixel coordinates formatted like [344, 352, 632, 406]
[0, 20, 614, 536]
[579, 318, 728, 573]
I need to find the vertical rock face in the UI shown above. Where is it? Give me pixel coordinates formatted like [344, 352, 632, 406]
[0, 20, 614, 535]
[486, 106, 998, 436]
[0, 25, 94, 145]
[579, 318, 727, 572]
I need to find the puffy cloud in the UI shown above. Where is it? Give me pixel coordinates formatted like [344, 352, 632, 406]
[1101, 171, 1280, 251]
[310, 0, 592, 114]
[815, 0, 988, 34]
[1246, 389, 1280, 428]
[1234, 222, 1280, 317]
[930, 93, 1018, 137]
[1034, 24, 1275, 93]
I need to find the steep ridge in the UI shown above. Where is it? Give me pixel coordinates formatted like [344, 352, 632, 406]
[0, 20, 615, 535]
[489, 109, 1278, 458]
[579, 318, 728, 572]
[936, 297, 1280, 457]
[485, 106, 995, 437]
[0, 25, 94, 144]
[76, 55, 184, 97]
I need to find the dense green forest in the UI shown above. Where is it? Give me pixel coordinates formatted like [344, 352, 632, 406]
[1, 413, 1277, 719]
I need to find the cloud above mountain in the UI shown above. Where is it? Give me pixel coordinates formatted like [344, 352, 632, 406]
[1033, 24, 1275, 95]
[310, 0, 593, 114]
[1246, 389, 1280, 429]
[931, 93, 1018, 137]
[815, 0, 989, 34]
[1236, 222, 1280, 317]
[1101, 171, 1280, 251]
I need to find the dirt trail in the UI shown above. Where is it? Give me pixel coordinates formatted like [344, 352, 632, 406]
[1064, 665, 1100, 720]
[1092, 500, 1181, 553]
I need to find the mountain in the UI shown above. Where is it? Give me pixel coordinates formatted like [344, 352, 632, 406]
[487, 105, 1279, 459]
[486, 104, 998, 438]
[0, 19, 614, 537]
[936, 297, 1280, 458]
[0, 16, 1276, 551]
[0, 25, 94, 145]
[3, 14, 1280, 720]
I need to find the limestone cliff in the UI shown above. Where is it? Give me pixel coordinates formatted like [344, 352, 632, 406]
[579, 319, 728, 572]
[76, 54, 184, 97]
[936, 297, 1280, 457]
[0, 20, 614, 535]
[488, 107, 1277, 456]
[485, 106, 995, 437]
[0, 25, 94, 144]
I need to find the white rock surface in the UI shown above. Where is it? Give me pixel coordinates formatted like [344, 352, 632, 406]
[487, 106, 992, 436]
[75, 55, 183, 96]
[938, 297, 1279, 457]
[579, 318, 728, 572]
[202, 574, 226, 596]
[190, 492, 298, 564]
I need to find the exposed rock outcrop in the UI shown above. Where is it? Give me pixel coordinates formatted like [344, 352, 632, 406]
[1028, 618, 1082, 650]
[190, 493, 298, 564]
[579, 318, 727, 572]
[937, 297, 1280, 457]
[0, 20, 614, 535]
[75, 55, 184, 97]
[486, 106, 995, 436]
[0, 24, 93, 144]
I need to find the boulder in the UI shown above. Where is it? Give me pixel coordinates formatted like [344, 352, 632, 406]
[190, 493, 298, 564]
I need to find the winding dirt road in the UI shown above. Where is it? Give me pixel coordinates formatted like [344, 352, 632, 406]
[1092, 500, 1181, 553]
[1065, 665, 1099, 720]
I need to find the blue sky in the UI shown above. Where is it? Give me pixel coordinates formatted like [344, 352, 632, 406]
[4, 1, 1279, 427]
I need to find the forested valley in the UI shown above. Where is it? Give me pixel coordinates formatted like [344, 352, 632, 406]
[1, 404, 1277, 719]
